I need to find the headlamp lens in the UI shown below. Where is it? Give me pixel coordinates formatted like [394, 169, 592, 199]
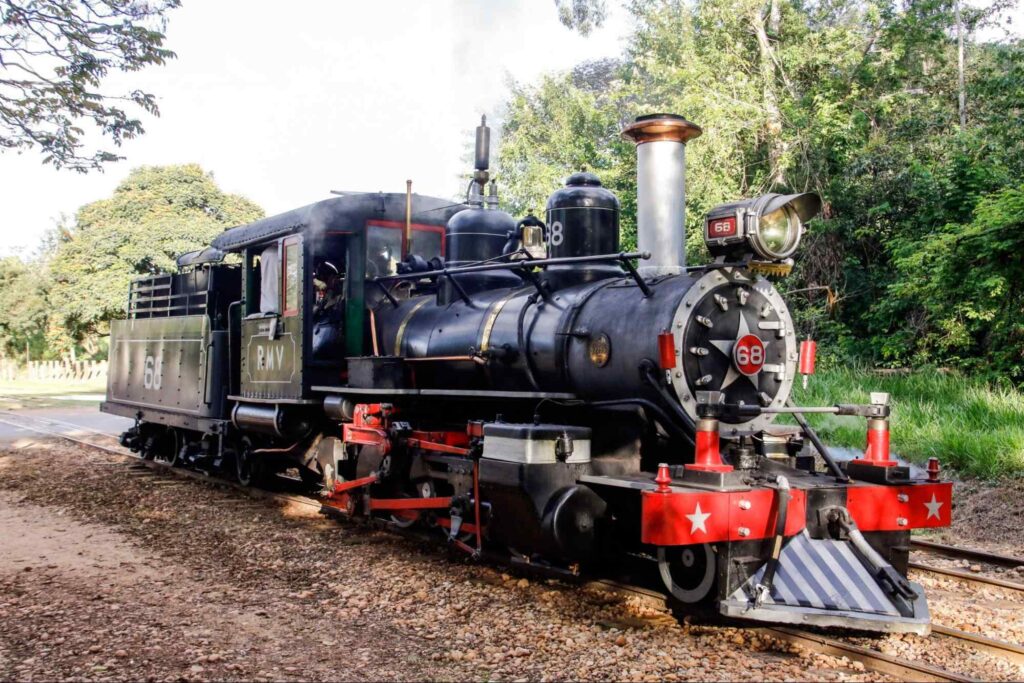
[757, 206, 799, 258]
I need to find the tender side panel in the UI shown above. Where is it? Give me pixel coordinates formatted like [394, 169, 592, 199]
[107, 315, 218, 417]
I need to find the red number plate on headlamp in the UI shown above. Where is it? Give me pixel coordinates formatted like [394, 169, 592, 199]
[707, 216, 737, 238]
[734, 334, 765, 376]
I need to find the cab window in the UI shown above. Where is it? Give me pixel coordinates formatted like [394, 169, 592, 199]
[366, 225, 402, 278]
[410, 227, 443, 261]
[365, 221, 444, 278]
[282, 238, 300, 316]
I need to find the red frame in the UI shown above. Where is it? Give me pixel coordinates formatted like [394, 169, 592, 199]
[366, 219, 447, 258]
[281, 236, 301, 317]
[641, 487, 807, 545]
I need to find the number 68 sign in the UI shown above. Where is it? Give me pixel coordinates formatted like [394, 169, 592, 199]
[733, 334, 766, 376]
[143, 354, 164, 390]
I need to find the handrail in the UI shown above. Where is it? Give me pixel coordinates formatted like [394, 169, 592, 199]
[372, 251, 651, 283]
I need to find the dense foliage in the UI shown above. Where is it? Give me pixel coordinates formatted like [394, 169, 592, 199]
[497, 0, 1024, 383]
[0, 257, 49, 359]
[0, 0, 179, 171]
[34, 165, 262, 357]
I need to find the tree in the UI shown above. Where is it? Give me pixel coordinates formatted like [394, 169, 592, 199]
[498, 0, 1024, 381]
[890, 183, 1024, 380]
[0, 257, 49, 360]
[555, 0, 607, 36]
[1, 0, 180, 172]
[48, 164, 263, 353]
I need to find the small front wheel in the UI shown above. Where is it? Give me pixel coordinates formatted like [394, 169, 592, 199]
[657, 543, 717, 604]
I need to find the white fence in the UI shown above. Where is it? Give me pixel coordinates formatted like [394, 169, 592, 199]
[0, 359, 108, 383]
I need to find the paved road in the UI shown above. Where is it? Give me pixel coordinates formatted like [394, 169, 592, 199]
[0, 402, 131, 445]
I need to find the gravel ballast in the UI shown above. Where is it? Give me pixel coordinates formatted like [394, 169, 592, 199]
[0, 440, 893, 681]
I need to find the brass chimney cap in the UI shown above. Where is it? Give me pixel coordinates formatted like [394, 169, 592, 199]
[622, 113, 702, 145]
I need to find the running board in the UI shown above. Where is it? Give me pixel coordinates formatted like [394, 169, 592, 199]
[720, 532, 931, 635]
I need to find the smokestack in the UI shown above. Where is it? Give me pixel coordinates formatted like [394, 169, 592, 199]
[622, 114, 702, 275]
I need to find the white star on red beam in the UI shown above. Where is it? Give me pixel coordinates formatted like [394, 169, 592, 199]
[686, 503, 711, 534]
[924, 494, 943, 520]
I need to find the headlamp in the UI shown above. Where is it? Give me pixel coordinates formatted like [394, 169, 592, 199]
[704, 192, 821, 262]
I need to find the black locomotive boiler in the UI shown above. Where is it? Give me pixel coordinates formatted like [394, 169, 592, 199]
[104, 114, 952, 633]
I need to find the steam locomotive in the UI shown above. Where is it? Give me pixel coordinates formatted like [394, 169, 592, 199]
[104, 114, 952, 633]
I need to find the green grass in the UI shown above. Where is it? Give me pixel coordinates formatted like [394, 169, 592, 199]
[788, 367, 1024, 479]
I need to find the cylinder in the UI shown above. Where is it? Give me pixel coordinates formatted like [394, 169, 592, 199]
[232, 403, 285, 437]
[799, 339, 817, 376]
[622, 114, 702, 276]
[657, 330, 676, 370]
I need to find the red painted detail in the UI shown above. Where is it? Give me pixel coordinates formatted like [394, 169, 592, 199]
[730, 488, 807, 540]
[353, 403, 395, 429]
[331, 474, 378, 495]
[852, 419, 896, 467]
[658, 331, 677, 370]
[654, 463, 672, 493]
[324, 492, 356, 515]
[927, 457, 940, 481]
[799, 339, 817, 376]
[689, 425, 733, 473]
[406, 429, 471, 456]
[467, 421, 485, 438]
[707, 216, 738, 239]
[344, 403, 394, 452]
[846, 482, 953, 531]
[368, 496, 453, 511]
[733, 334, 766, 376]
[343, 424, 390, 451]
[640, 487, 807, 545]
[407, 438, 470, 456]
[450, 537, 477, 556]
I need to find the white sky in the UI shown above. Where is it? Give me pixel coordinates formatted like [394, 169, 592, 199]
[0, 0, 632, 257]
[1, 0, 1019, 258]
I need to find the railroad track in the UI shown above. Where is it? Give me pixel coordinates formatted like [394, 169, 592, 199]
[1, 409, 1020, 682]
[911, 538, 1024, 569]
[910, 561, 1024, 596]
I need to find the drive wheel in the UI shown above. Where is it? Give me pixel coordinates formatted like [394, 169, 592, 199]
[657, 544, 716, 604]
[390, 479, 433, 529]
[152, 428, 180, 466]
[235, 440, 262, 487]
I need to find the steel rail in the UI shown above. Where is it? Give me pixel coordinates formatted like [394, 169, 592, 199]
[580, 578, 978, 682]
[0, 412, 1011, 682]
[912, 539, 1024, 568]
[910, 561, 1024, 595]
[760, 627, 978, 683]
[931, 624, 1024, 667]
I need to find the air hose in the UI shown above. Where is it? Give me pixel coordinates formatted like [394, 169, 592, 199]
[753, 474, 790, 609]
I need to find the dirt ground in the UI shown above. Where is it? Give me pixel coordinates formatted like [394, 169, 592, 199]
[0, 439, 893, 682]
[924, 475, 1024, 557]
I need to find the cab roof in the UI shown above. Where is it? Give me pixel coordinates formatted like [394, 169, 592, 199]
[210, 192, 464, 252]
